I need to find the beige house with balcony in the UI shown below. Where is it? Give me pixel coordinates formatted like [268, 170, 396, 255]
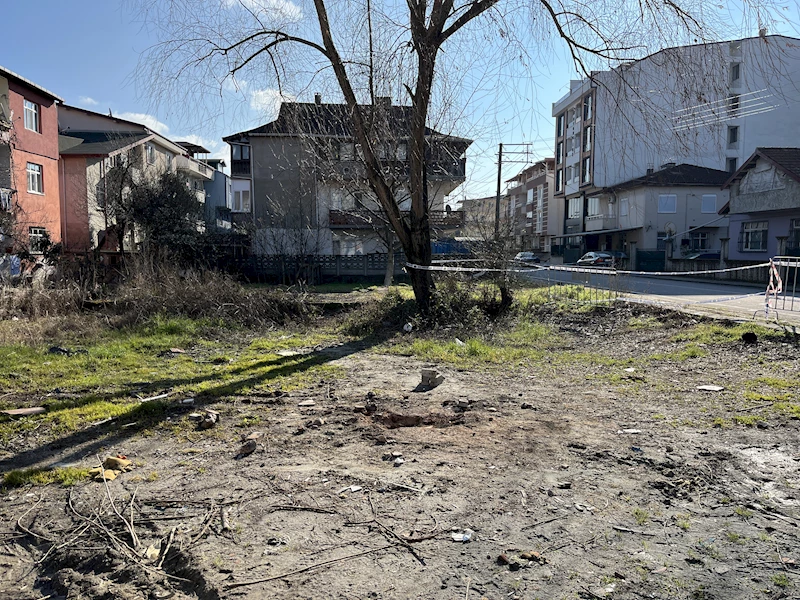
[58, 105, 212, 256]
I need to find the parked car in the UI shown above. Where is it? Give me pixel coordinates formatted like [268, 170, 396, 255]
[576, 251, 614, 267]
[513, 252, 541, 264]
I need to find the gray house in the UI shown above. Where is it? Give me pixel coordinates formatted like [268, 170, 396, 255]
[222, 97, 471, 256]
[722, 148, 800, 260]
[555, 163, 731, 269]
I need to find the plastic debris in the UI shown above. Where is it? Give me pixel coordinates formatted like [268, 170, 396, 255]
[403, 323, 413, 333]
[697, 385, 724, 392]
[617, 428, 642, 434]
[451, 529, 474, 542]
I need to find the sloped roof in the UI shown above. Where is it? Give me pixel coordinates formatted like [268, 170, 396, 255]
[58, 131, 150, 156]
[224, 101, 472, 144]
[175, 141, 211, 155]
[0, 65, 63, 102]
[606, 163, 732, 192]
[722, 147, 800, 189]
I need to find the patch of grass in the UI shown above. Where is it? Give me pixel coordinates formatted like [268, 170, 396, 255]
[772, 574, 791, 588]
[237, 415, 262, 428]
[675, 515, 691, 530]
[733, 415, 764, 426]
[673, 343, 707, 360]
[712, 417, 729, 428]
[726, 531, 746, 544]
[774, 402, 800, 419]
[734, 506, 753, 519]
[628, 315, 663, 330]
[747, 376, 800, 390]
[633, 508, 649, 526]
[652, 413, 666, 420]
[672, 323, 782, 345]
[2, 466, 90, 489]
[0, 318, 344, 445]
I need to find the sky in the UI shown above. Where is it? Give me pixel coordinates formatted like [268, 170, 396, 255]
[3, 0, 798, 201]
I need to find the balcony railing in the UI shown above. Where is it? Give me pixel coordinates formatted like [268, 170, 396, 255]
[231, 160, 251, 177]
[177, 155, 214, 180]
[584, 215, 617, 232]
[329, 209, 464, 229]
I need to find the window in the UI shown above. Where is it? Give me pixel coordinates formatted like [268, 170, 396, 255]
[146, 144, 156, 165]
[166, 152, 173, 170]
[29, 227, 48, 253]
[537, 185, 544, 208]
[728, 125, 739, 146]
[701, 194, 717, 213]
[740, 221, 768, 252]
[231, 144, 250, 160]
[583, 126, 592, 152]
[789, 219, 800, 251]
[691, 231, 709, 250]
[556, 141, 563, 164]
[583, 94, 593, 121]
[658, 194, 677, 213]
[232, 190, 251, 212]
[587, 196, 601, 216]
[582, 156, 591, 184]
[340, 143, 355, 161]
[728, 94, 740, 117]
[657, 231, 668, 250]
[555, 169, 563, 191]
[396, 143, 408, 160]
[730, 62, 741, 84]
[556, 114, 565, 138]
[565, 137, 573, 155]
[24, 100, 39, 132]
[526, 188, 534, 205]
[565, 165, 572, 183]
[26, 163, 43, 194]
[568, 197, 582, 219]
[727, 157, 738, 173]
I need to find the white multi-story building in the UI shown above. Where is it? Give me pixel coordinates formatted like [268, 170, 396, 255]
[551, 34, 800, 263]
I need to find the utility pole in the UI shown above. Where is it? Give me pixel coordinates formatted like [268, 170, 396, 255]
[494, 143, 503, 239]
[494, 142, 540, 242]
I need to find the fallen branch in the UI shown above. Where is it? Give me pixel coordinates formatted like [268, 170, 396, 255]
[612, 525, 657, 537]
[224, 544, 394, 590]
[16, 496, 55, 544]
[522, 514, 566, 530]
[265, 505, 337, 515]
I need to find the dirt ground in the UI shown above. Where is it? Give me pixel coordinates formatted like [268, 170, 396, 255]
[2, 304, 800, 600]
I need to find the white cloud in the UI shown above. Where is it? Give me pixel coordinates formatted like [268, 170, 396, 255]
[78, 96, 98, 107]
[249, 88, 293, 120]
[115, 112, 170, 136]
[223, 0, 302, 22]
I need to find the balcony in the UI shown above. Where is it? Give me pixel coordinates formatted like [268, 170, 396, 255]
[585, 215, 617, 232]
[231, 159, 251, 177]
[177, 155, 214, 180]
[329, 209, 465, 230]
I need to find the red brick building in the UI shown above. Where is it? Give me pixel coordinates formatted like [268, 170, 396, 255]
[0, 66, 63, 252]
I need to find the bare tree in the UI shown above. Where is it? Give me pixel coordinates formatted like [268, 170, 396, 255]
[134, 0, 787, 313]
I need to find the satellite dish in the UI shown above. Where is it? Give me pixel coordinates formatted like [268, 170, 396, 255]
[664, 222, 677, 238]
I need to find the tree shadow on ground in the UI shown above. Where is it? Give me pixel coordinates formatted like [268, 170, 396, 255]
[0, 333, 388, 474]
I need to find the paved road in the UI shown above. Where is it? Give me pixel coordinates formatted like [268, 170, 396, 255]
[519, 267, 800, 324]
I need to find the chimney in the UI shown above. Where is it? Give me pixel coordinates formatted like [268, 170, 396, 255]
[314, 93, 322, 106]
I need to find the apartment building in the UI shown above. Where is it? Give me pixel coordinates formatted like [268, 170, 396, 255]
[505, 158, 556, 253]
[552, 34, 800, 263]
[0, 66, 63, 252]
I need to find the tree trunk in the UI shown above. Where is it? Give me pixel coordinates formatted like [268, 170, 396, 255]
[383, 245, 394, 287]
[408, 262, 433, 315]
